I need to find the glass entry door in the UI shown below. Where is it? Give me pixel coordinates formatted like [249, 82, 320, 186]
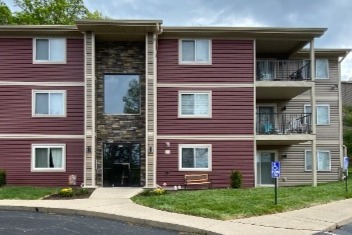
[103, 143, 141, 187]
[257, 152, 276, 185]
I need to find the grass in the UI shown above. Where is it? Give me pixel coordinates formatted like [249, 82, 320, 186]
[132, 173, 352, 220]
[0, 186, 60, 200]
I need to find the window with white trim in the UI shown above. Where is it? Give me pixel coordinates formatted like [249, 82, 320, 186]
[179, 92, 211, 118]
[179, 144, 212, 171]
[304, 104, 330, 125]
[316, 59, 329, 79]
[305, 150, 331, 171]
[31, 144, 66, 171]
[34, 38, 66, 63]
[180, 39, 211, 64]
[32, 90, 66, 117]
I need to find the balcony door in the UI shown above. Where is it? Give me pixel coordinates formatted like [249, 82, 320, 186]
[257, 106, 276, 134]
[256, 151, 276, 186]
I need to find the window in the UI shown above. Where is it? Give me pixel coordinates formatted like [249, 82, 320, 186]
[33, 38, 66, 63]
[179, 92, 211, 118]
[179, 144, 212, 171]
[104, 74, 140, 115]
[305, 150, 331, 171]
[32, 90, 66, 117]
[180, 39, 211, 64]
[31, 144, 66, 171]
[316, 59, 329, 79]
[304, 104, 330, 125]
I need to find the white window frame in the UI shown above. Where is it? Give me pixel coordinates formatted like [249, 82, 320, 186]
[304, 104, 330, 125]
[178, 91, 212, 118]
[32, 90, 67, 117]
[33, 38, 67, 64]
[31, 144, 66, 172]
[179, 39, 212, 65]
[305, 150, 331, 172]
[315, 59, 329, 79]
[178, 144, 212, 171]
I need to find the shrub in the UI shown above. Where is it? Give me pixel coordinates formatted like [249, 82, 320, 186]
[230, 170, 243, 189]
[0, 169, 6, 187]
[140, 187, 167, 196]
[58, 187, 73, 197]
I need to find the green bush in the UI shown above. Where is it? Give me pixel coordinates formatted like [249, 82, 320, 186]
[0, 169, 6, 187]
[230, 170, 243, 189]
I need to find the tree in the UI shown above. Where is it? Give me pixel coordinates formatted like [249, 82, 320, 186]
[0, 1, 13, 24]
[343, 105, 352, 156]
[0, 0, 105, 25]
[123, 80, 140, 114]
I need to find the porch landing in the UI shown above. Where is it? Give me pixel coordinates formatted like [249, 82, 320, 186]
[89, 187, 143, 199]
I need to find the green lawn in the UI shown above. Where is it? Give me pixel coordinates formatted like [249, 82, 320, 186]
[0, 186, 59, 200]
[132, 176, 352, 220]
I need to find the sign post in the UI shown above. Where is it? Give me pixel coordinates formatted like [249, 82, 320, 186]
[271, 161, 280, 205]
[344, 156, 349, 193]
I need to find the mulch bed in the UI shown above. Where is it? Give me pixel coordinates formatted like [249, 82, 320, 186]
[43, 188, 95, 200]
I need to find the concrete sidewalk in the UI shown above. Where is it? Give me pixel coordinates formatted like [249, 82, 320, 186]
[0, 188, 351, 235]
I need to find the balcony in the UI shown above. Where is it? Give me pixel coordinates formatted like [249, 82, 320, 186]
[256, 60, 313, 100]
[256, 113, 314, 145]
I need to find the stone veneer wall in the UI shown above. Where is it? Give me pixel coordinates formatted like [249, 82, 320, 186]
[95, 41, 146, 186]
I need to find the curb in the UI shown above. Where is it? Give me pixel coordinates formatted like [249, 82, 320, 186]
[0, 205, 221, 235]
[321, 216, 352, 233]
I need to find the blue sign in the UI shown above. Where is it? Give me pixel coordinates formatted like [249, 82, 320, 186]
[271, 161, 281, 178]
[344, 156, 349, 170]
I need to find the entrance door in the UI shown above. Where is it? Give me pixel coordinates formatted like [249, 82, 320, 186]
[257, 151, 276, 185]
[257, 106, 275, 134]
[103, 143, 141, 187]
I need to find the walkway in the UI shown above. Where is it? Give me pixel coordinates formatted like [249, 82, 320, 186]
[0, 188, 350, 235]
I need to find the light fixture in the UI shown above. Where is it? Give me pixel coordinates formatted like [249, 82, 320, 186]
[282, 154, 287, 159]
[86, 146, 92, 154]
[148, 146, 153, 154]
[331, 84, 338, 89]
[165, 142, 170, 148]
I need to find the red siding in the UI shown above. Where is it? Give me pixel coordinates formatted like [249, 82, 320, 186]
[157, 39, 254, 83]
[0, 86, 83, 135]
[157, 140, 254, 188]
[157, 87, 254, 135]
[0, 38, 84, 82]
[0, 139, 84, 186]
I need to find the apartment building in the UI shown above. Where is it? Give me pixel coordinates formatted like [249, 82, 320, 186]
[0, 20, 349, 188]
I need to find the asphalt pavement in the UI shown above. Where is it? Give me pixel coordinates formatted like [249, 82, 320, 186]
[315, 223, 352, 235]
[0, 210, 184, 235]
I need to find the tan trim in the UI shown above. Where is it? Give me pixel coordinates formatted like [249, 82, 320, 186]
[0, 81, 84, 86]
[83, 32, 87, 188]
[153, 32, 158, 187]
[145, 33, 149, 187]
[157, 135, 254, 140]
[0, 134, 84, 139]
[91, 32, 96, 187]
[157, 83, 254, 88]
[338, 59, 344, 168]
[253, 39, 257, 187]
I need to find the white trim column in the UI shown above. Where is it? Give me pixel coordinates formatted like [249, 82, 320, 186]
[310, 39, 317, 187]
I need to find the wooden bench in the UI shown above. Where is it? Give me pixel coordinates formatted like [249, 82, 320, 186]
[184, 174, 212, 189]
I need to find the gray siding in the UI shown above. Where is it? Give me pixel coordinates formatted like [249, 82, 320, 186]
[257, 57, 342, 186]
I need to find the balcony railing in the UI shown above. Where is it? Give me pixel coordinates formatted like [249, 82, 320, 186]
[257, 60, 311, 81]
[256, 113, 311, 135]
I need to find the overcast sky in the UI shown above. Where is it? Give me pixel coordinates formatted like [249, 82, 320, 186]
[4, 0, 352, 79]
